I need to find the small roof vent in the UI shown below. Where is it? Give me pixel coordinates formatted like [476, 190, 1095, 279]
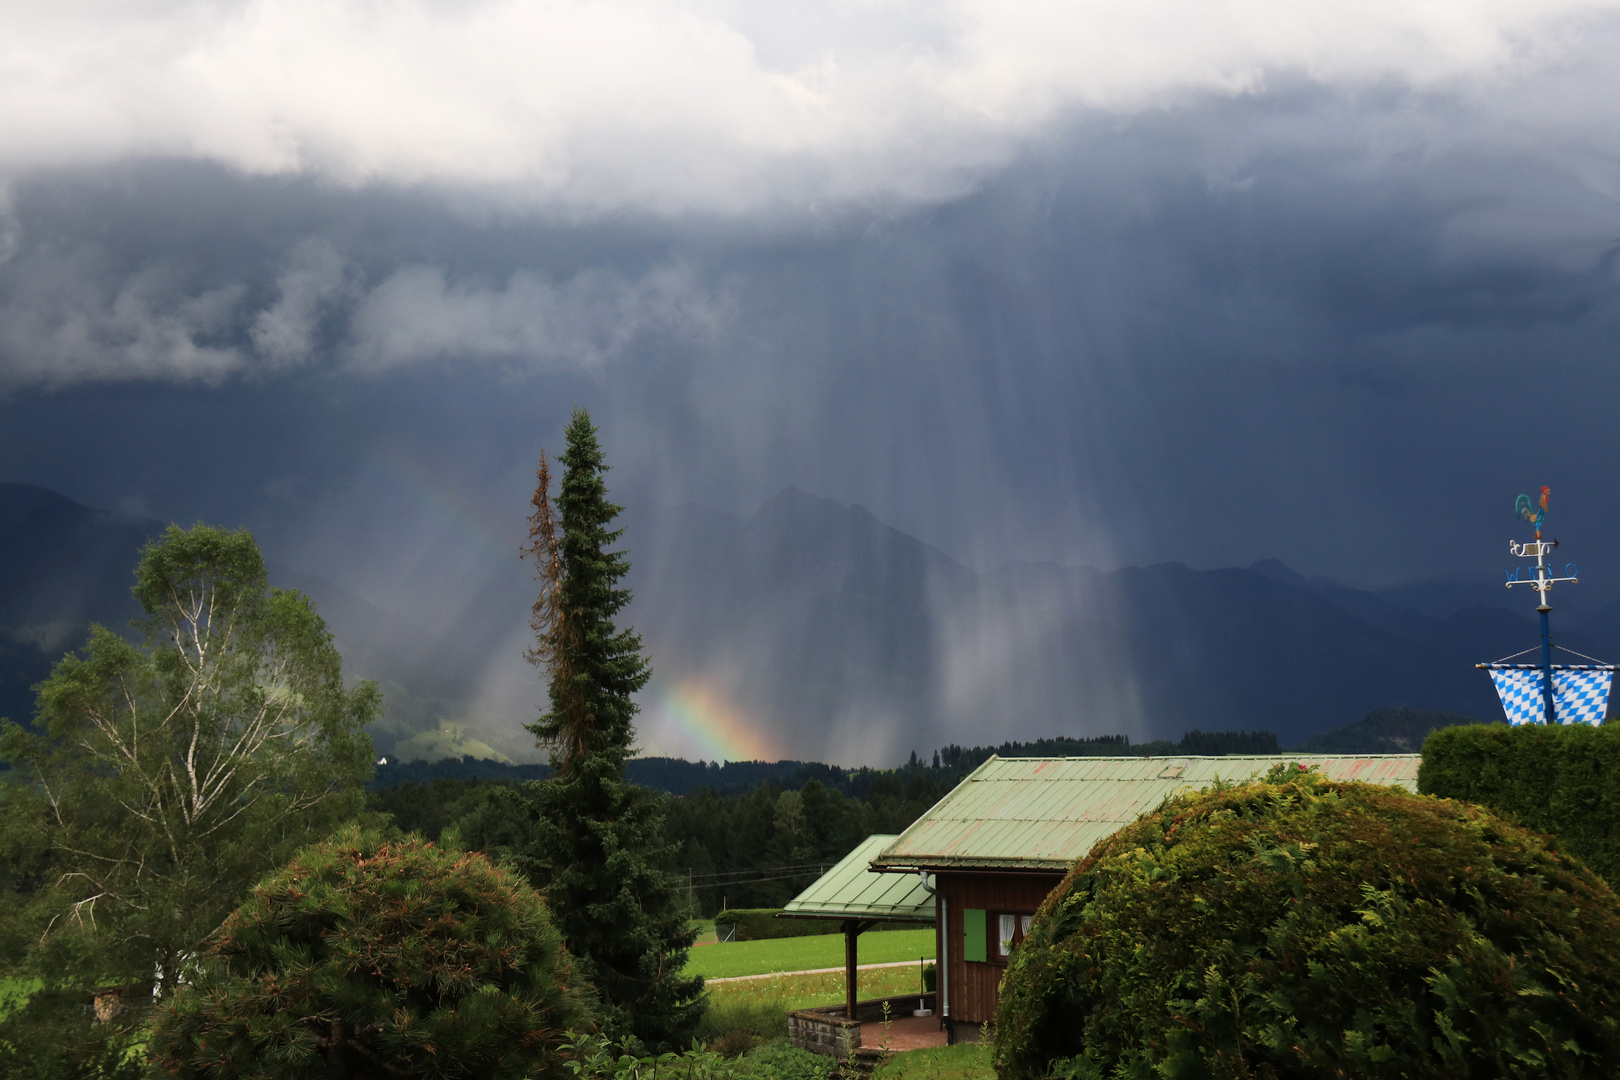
[1158, 765, 1185, 779]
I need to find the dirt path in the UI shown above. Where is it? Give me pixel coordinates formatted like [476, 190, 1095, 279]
[704, 960, 925, 984]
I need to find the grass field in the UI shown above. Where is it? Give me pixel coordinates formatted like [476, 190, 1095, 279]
[705, 965, 931, 1012]
[684, 929, 935, 980]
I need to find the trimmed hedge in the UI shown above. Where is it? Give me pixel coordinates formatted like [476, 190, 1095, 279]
[713, 909, 840, 940]
[1419, 721, 1620, 889]
[993, 768, 1620, 1080]
[151, 829, 588, 1079]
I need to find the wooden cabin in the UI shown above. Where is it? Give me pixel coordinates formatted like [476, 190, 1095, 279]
[864, 753, 1423, 1040]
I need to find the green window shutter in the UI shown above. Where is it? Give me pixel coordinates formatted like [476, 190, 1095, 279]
[963, 907, 987, 963]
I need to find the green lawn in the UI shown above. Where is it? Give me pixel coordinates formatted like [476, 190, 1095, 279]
[871, 1042, 996, 1080]
[685, 928, 935, 980]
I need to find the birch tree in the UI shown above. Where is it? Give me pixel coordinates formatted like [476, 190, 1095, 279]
[0, 523, 377, 1068]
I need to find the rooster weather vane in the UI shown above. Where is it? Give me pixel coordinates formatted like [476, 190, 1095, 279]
[1479, 487, 1615, 725]
[1516, 487, 1549, 538]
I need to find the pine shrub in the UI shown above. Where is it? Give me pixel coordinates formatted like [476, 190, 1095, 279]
[993, 768, 1620, 1080]
[150, 829, 588, 1079]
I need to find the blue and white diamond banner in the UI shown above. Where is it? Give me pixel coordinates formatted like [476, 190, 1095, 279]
[1488, 666, 1613, 725]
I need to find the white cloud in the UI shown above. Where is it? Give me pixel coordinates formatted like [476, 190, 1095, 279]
[1, 0, 1617, 217]
[0, 235, 727, 387]
[0, 250, 246, 388]
[346, 260, 732, 370]
[250, 237, 352, 367]
[0, 187, 19, 264]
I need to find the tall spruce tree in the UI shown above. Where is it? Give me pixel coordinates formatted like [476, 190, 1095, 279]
[515, 409, 703, 1049]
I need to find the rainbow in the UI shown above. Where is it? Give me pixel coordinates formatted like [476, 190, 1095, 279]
[645, 679, 780, 763]
[358, 442, 522, 567]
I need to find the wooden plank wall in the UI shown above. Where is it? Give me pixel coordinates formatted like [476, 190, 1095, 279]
[939, 871, 1065, 1024]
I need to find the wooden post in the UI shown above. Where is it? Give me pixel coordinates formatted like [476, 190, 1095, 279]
[844, 920, 858, 1020]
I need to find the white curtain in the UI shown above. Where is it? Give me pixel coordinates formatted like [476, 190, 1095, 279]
[999, 914, 1037, 955]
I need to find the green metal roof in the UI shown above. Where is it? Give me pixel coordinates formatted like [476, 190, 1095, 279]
[781, 834, 936, 922]
[872, 754, 1423, 872]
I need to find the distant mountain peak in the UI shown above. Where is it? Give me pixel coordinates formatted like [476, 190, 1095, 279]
[1248, 558, 1311, 589]
[1, 481, 98, 519]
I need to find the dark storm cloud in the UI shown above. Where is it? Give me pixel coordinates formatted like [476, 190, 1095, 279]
[586, 93, 1620, 587]
[2, 10, 1620, 759]
[4, 89, 1614, 590]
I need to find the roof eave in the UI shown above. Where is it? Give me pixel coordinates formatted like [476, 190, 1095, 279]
[871, 858, 1074, 874]
[777, 910, 935, 922]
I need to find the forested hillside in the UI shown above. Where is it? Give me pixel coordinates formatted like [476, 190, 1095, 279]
[369, 759, 955, 916]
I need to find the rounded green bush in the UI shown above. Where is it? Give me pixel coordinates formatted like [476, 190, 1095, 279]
[151, 829, 589, 1079]
[994, 768, 1620, 1080]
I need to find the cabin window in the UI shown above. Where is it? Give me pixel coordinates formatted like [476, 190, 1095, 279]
[994, 912, 1036, 961]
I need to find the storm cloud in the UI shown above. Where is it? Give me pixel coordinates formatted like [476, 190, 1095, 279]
[1, 0, 1619, 761]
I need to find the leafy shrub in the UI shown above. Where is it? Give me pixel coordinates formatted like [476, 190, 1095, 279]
[729, 1042, 835, 1080]
[694, 996, 787, 1057]
[557, 1032, 828, 1080]
[556, 1031, 727, 1080]
[994, 769, 1620, 1080]
[1420, 721, 1620, 889]
[150, 829, 588, 1079]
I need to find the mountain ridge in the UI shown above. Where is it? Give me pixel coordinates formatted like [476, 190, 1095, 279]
[8, 480, 1610, 763]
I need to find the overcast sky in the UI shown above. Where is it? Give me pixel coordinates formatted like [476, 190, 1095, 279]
[3, 0, 1619, 757]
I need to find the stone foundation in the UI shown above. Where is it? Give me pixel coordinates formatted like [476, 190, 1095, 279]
[787, 994, 938, 1060]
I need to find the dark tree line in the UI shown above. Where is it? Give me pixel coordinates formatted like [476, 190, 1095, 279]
[935, 728, 1280, 773]
[369, 754, 859, 798]
[368, 759, 960, 918]
[656, 765, 953, 915]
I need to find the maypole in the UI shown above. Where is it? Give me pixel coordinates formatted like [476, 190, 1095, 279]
[1480, 487, 1614, 726]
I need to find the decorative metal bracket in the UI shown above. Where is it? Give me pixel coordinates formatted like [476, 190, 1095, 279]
[1507, 538, 1577, 593]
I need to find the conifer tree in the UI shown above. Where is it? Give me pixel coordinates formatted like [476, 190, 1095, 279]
[515, 409, 703, 1049]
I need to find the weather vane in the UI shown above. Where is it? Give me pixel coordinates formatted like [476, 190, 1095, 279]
[1479, 487, 1614, 725]
[1515, 486, 1549, 538]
